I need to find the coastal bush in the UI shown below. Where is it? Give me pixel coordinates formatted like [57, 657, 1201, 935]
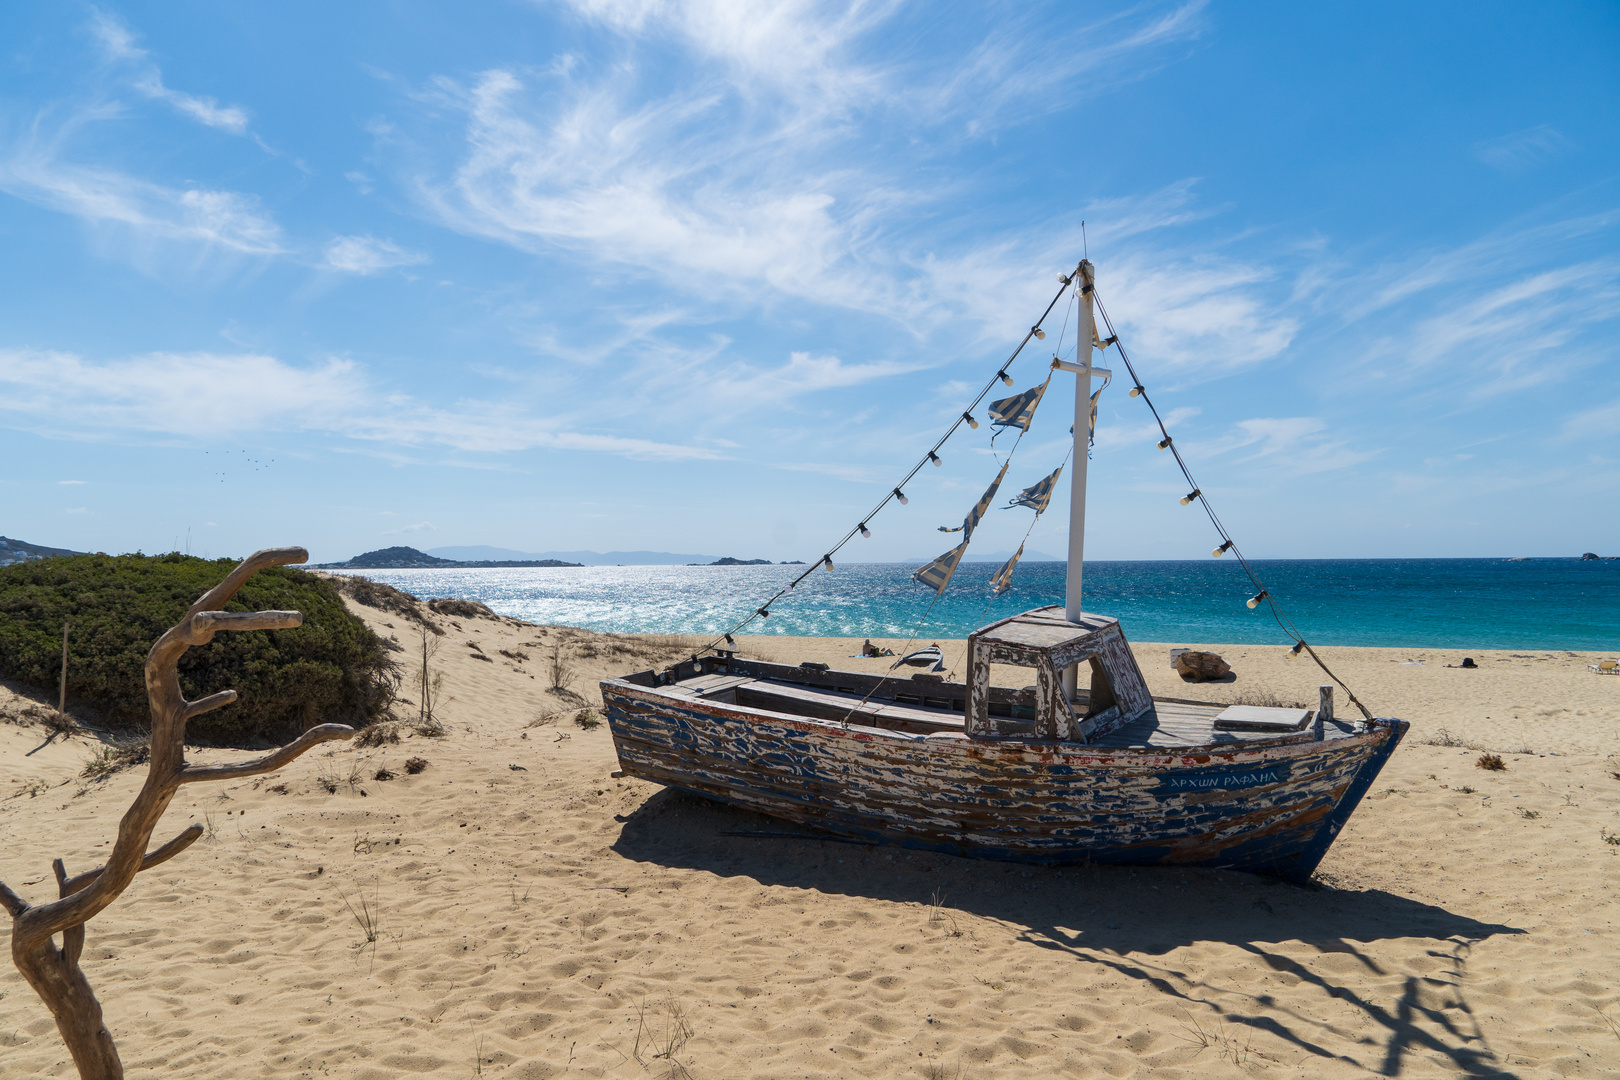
[324, 573, 425, 622]
[0, 553, 397, 744]
[428, 596, 496, 620]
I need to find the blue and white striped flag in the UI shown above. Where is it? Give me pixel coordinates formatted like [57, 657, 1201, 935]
[989, 542, 1025, 594]
[1006, 465, 1063, 513]
[987, 376, 1051, 434]
[912, 539, 969, 595]
[936, 460, 1010, 541]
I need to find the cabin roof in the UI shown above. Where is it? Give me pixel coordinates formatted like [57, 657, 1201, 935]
[972, 605, 1118, 651]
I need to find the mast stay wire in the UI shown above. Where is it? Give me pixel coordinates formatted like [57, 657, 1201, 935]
[1091, 291, 1374, 721]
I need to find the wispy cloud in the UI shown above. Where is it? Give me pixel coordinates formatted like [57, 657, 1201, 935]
[1195, 416, 1378, 476]
[0, 348, 722, 461]
[89, 10, 251, 135]
[0, 123, 285, 255]
[382, 521, 435, 535]
[1559, 397, 1620, 443]
[1472, 125, 1572, 172]
[411, 2, 1213, 331]
[323, 235, 430, 274]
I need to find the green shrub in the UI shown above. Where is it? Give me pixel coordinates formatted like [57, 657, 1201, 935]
[0, 553, 397, 745]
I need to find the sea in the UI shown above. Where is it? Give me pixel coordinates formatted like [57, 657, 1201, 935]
[334, 558, 1620, 651]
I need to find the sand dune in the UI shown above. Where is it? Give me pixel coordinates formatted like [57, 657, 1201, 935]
[3, 601, 1618, 1078]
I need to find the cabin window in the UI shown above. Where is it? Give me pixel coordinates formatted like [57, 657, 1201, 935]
[1085, 656, 1118, 718]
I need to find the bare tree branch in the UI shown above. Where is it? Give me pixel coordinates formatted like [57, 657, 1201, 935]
[54, 824, 206, 898]
[180, 690, 238, 722]
[0, 880, 27, 917]
[176, 724, 356, 785]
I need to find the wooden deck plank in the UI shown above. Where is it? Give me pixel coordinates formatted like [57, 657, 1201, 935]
[667, 670, 1340, 750]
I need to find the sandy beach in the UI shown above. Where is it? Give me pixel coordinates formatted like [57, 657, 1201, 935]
[3, 596, 1618, 1078]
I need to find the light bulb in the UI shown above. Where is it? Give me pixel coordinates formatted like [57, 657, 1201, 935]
[929, 451, 942, 467]
[823, 555, 834, 572]
[1130, 385, 1143, 398]
[859, 522, 870, 538]
[963, 412, 979, 429]
[1213, 540, 1233, 558]
[756, 607, 771, 618]
[1057, 273, 1071, 285]
[894, 488, 908, 506]
[1246, 590, 1268, 610]
[1100, 334, 1118, 348]
[1289, 640, 1305, 656]
[998, 370, 1014, 387]
[1033, 328, 1046, 340]
[1180, 488, 1201, 506]
[724, 634, 736, 648]
[1157, 436, 1173, 450]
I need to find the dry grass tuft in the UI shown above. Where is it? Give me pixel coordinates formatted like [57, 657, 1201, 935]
[374, 766, 396, 782]
[354, 721, 403, 748]
[428, 597, 496, 620]
[574, 708, 603, 731]
[79, 737, 150, 781]
[1, 701, 83, 736]
[1476, 753, 1506, 771]
[403, 756, 429, 774]
[547, 644, 576, 693]
[317, 762, 363, 794]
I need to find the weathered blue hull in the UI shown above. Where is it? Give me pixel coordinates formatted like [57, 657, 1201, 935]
[603, 679, 1407, 884]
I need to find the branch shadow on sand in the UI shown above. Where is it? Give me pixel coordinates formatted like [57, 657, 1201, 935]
[611, 788, 1528, 1078]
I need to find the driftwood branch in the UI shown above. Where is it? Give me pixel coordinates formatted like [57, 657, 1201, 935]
[180, 690, 238, 721]
[1, 545, 364, 1080]
[0, 880, 26, 917]
[176, 724, 356, 784]
[53, 824, 206, 898]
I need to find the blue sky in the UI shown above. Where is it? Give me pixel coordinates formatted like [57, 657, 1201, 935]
[1, 1, 1616, 564]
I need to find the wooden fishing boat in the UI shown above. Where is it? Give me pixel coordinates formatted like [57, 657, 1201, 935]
[601, 260, 1406, 884]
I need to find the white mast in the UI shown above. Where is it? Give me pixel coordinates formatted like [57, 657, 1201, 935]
[1050, 259, 1108, 701]
[1066, 259, 1096, 627]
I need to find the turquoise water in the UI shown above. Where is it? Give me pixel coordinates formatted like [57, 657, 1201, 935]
[337, 558, 1620, 650]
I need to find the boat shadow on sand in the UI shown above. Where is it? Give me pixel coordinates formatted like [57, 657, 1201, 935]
[613, 788, 1528, 1079]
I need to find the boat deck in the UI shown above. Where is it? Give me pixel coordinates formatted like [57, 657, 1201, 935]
[651, 663, 1349, 750]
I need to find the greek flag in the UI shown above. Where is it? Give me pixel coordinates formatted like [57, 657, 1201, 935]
[1007, 465, 1063, 513]
[987, 377, 1050, 434]
[990, 542, 1025, 594]
[937, 460, 1010, 541]
[912, 539, 969, 595]
[1089, 388, 1101, 440]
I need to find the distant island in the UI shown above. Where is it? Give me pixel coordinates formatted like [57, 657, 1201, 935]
[314, 546, 583, 569]
[695, 557, 773, 565]
[0, 536, 81, 567]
